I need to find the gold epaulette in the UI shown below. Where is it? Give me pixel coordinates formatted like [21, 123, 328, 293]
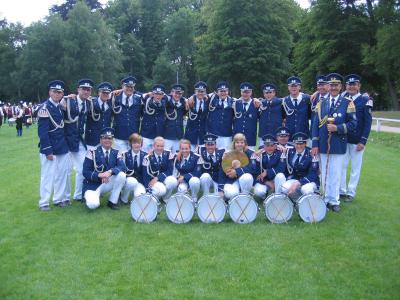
[37, 106, 49, 118]
[347, 100, 356, 113]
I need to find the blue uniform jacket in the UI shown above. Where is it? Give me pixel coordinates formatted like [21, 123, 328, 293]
[85, 98, 112, 147]
[207, 95, 234, 137]
[123, 150, 147, 184]
[140, 95, 167, 139]
[142, 150, 174, 188]
[218, 149, 258, 186]
[312, 95, 357, 154]
[233, 99, 259, 146]
[37, 99, 69, 156]
[285, 147, 320, 187]
[112, 93, 142, 140]
[173, 152, 202, 183]
[82, 147, 126, 196]
[198, 147, 225, 182]
[164, 96, 187, 140]
[282, 94, 312, 137]
[256, 149, 285, 183]
[184, 95, 208, 145]
[346, 93, 372, 145]
[63, 97, 87, 152]
[258, 97, 283, 137]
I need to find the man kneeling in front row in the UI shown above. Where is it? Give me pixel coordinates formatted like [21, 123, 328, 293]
[82, 127, 126, 210]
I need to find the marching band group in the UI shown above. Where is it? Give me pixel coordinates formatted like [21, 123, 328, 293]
[36, 73, 372, 222]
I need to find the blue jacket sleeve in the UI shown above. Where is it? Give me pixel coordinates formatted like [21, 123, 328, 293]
[83, 153, 100, 183]
[38, 116, 53, 156]
[361, 102, 372, 145]
[299, 161, 319, 186]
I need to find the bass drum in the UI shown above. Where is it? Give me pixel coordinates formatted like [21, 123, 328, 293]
[228, 193, 258, 224]
[263, 193, 294, 224]
[297, 193, 327, 223]
[130, 193, 160, 223]
[166, 193, 195, 224]
[197, 194, 226, 223]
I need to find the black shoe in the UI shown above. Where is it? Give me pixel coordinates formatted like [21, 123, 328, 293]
[63, 200, 71, 206]
[120, 201, 129, 206]
[344, 195, 354, 203]
[339, 194, 347, 199]
[39, 205, 51, 211]
[331, 205, 341, 213]
[107, 201, 119, 210]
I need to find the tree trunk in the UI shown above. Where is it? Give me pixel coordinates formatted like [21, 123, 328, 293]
[385, 73, 399, 110]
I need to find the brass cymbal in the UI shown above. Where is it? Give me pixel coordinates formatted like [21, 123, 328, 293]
[222, 150, 249, 173]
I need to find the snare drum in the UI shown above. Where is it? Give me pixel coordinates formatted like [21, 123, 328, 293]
[228, 193, 258, 224]
[263, 193, 294, 224]
[296, 193, 326, 223]
[166, 193, 195, 224]
[197, 194, 226, 223]
[130, 193, 160, 223]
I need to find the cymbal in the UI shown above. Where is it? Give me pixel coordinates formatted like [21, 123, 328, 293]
[222, 150, 249, 173]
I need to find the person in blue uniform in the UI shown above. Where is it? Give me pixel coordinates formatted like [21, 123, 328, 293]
[111, 76, 142, 152]
[311, 75, 330, 128]
[219, 133, 258, 200]
[164, 84, 187, 154]
[85, 82, 113, 150]
[38, 80, 70, 211]
[198, 133, 225, 195]
[282, 76, 312, 138]
[63, 78, 93, 202]
[311, 73, 357, 212]
[233, 82, 259, 150]
[340, 74, 372, 202]
[258, 83, 283, 145]
[207, 81, 234, 149]
[82, 128, 126, 210]
[121, 133, 147, 204]
[275, 126, 292, 152]
[253, 134, 286, 198]
[142, 136, 178, 201]
[281, 132, 320, 197]
[172, 139, 202, 201]
[141, 84, 168, 152]
[184, 81, 209, 151]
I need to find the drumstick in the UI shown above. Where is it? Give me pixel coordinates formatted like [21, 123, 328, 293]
[205, 198, 218, 222]
[137, 198, 151, 223]
[174, 197, 185, 223]
[306, 197, 317, 223]
[236, 198, 251, 223]
[270, 199, 289, 224]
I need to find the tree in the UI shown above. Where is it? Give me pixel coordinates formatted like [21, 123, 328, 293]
[195, 0, 300, 96]
[50, 0, 103, 20]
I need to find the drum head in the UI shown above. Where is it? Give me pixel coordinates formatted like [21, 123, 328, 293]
[197, 194, 226, 223]
[263, 193, 293, 224]
[297, 194, 326, 223]
[166, 193, 195, 224]
[130, 194, 159, 223]
[228, 194, 258, 224]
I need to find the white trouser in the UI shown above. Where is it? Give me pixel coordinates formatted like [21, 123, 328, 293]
[114, 139, 129, 152]
[151, 176, 178, 200]
[68, 142, 86, 200]
[85, 172, 126, 209]
[142, 137, 154, 153]
[86, 144, 99, 151]
[340, 144, 365, 197]
[39, 153, 69, 207]
[216, 136, 232, 150]
[281, 179, 317, 196]
[223, 173, 253, 200]
[177, 177, 201, 200]
[164, 139, 180, 154]
[253, 173, 286, 198]
[320, 153, 344, 205]
[200, 173, 219, 195]
[121, 177, 146, 203]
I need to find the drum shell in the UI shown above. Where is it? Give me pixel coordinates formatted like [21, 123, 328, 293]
[296, 194, 327, 223]
[228, 193, 258, 224]
[263, 193, 294, 224]
[166, 193, 195, 224]
[197, 194, 226, 223]
[130, 193, 160, 223]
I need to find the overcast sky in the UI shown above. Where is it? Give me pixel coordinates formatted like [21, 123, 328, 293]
[0, 0, 311, 26]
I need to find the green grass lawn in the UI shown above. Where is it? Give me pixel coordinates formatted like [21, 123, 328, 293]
[0, 125, 399, 299]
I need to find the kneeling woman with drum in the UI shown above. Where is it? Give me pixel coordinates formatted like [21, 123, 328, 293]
[173, 139, 202, 201]
[281, 132, 320, 197]
[142, 136, 178, 201]
[219, 133, 258, 200]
